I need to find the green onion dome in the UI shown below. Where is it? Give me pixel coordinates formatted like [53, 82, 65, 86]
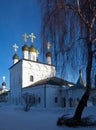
[22, 44, 29, 51]
[29, 45, 37, 53]
[46, 52, 52, 57]
[2, 82, 6, 86]
[13, 54, 19, 59]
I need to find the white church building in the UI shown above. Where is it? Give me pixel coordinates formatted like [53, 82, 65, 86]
[9, 33, 96, 108]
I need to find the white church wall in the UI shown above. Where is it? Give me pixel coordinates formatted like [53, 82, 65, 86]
[22, 85, 45, 108]
[68, 88, 85, 98]
[29, 52, 37, 61]
[22, 85, 63, 108]
[60, 89, 69, 107]
[22, 60, 56, 88]
[61, 88, 86, 107]
[68, 88, 85, 107]
[22, 85, 87, 108]
[10, 61, 22, 87]
[23, 50, 29, 60]
[10, 61, 22, 105]
[45, 85, 61, 108]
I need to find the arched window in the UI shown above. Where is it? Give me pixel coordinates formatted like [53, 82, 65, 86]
[69, 98, 73, 107]
[62, 97, 66, 107]
[75, 98, 80, 105]
[30, 75, 34, 82]
[38, 97, 41, 103]
[55, 97, 58, 103]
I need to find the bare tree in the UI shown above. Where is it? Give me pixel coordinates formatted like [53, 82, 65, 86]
[39, 0, 96, 125]
[23, 93, 35, 111]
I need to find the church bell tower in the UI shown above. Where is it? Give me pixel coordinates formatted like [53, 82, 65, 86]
[46, 42, 52, 65]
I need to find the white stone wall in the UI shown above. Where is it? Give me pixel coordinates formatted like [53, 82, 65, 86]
[61, 88, 85, 107]
[10, 61, 22, 105]
[22, 85, 61, 108]
[46, 56, 51, 65]
[10, 59, 56, 105]
[45, 85, 61, 108]
[22, 85, 45, 107]
[29, 52, 37, 61]
[23, 50, 29, 60]
[22, 60, 56, 88]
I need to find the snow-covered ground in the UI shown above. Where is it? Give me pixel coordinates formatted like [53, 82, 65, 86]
[0, 104, 96, 130]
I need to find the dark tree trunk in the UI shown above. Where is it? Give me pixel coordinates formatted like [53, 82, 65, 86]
[73, 28, 93, 121]
[73, 89, 90, 121]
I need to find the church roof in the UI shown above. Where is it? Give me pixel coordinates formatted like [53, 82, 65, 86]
[25, 77, 75, 88]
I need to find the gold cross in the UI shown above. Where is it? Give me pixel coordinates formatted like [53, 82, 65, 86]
[23, 33, 28, 43]
[3, 76, 5, 82]
[29, 33, 36, 44]
[13, 43, 18, 53]
[47, 42, 51, 51]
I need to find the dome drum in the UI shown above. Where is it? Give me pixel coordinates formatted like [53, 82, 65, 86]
[46, 52, 52, 57]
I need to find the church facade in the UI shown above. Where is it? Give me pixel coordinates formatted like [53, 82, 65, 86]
[9, 33, 96, 108]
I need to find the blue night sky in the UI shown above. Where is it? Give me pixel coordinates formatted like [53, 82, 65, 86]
[0, 0, 41, 89]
